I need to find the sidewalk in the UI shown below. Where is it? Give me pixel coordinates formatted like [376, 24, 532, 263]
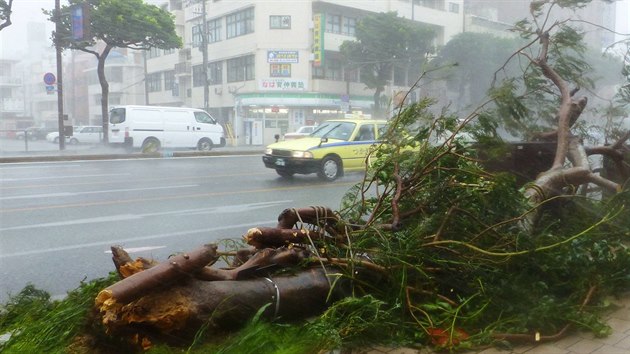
[358, 293, 630, 354]
[0, 142, 265, 163]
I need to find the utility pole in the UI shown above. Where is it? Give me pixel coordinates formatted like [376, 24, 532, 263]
[55, 0, 66, 150]
[201, 0, 209, 112]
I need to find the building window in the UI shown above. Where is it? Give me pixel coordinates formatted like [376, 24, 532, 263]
[312, 57, 344, 81]
[192, 24, 202, 47]
[324, 58, 342, 80]
[207, 18, 222, 43]
[312, 64, 324, 79]
[270, 15, 291, 29]
[227, 55, 255, 82]
[193, 62, 223, 87]
[192, 64, 204, 87]
[193, 18, 222, 47]
[325, 14, 341, 33]
[343, 67, 359, 82]
[342, 17, 356, 36]
[226, 7, 254, 39]
[147, 72, 162, 92]
[147, 47, 161, 58]
[448, 2, 459, 13]
[208, 61, 223, 85]
[418, 0, 445, 10]
[164, 70, 175, 91]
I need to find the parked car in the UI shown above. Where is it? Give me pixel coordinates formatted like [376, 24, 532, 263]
[283, 125, 316, 140]
[15, 127, 57, 140]
[46, 126, 102, 144]
[263, 119, 387, 181]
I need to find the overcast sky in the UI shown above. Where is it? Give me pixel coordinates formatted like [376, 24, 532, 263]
[0, 0, 164, 60]
[0, 0, 628, 61]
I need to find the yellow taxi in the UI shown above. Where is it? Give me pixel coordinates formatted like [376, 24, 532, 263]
[262, 119, 388, 181]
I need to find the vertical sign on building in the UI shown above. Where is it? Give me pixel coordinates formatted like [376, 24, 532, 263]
[312, 13, 324, 67]
[71, 3, 90, 41]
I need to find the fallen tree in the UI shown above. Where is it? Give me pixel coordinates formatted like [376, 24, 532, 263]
[1, 1, 630, 353]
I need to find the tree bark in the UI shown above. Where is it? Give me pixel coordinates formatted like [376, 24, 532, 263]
[244, 227, 327, 249]
[276, 206, 339, 229]
[99, 267, 346, 341]
[96, 244, 219, 307]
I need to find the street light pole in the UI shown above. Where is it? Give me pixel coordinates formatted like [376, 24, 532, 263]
[55, 0, 66, 150]
[201, 0, 209, 112]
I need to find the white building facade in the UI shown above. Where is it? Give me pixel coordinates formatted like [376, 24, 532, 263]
[146, 0, 464, 146]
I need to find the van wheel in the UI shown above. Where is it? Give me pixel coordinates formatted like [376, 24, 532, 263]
[317, 156, 342, 181]
[142, 138, 161, 153]
[197, 138, 213, 151]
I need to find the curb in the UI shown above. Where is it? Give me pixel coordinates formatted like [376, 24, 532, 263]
[0, 149, 263, 164]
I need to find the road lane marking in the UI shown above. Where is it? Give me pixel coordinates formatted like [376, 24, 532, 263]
[0, 214, 142, 231]
[0, 164, 85, 170]
[1, 173, 130, 182]
[0, 172, 271, 190]
[0, 200, 292, 232]
[104, 246, 166, 254]
[0, 184, 199, 201]
[0, 182, 354, 213]
[0, 220, 276, 259]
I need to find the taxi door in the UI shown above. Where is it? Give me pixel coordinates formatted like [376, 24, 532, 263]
[345, 123, 377, 170]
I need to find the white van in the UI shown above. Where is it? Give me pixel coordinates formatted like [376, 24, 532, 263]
[108, 105, 226, 152]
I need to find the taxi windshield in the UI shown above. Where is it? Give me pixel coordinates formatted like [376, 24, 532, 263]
[311, 121, 356, 141]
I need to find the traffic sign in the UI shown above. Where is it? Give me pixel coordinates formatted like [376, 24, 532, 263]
[43, 72, 56, 85]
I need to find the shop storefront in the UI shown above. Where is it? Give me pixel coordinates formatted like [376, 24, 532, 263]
[234, 92, 373, 146]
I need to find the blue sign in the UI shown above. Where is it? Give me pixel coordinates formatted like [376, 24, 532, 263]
[43, 72, 56, 85]
[71, 4, 87, 40]
[267, 50, 299, 64]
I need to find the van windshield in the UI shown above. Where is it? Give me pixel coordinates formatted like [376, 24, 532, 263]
[109, 108, 126, 124]
[195, 112, 216, 124]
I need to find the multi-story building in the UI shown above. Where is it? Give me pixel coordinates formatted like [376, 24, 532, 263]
[81, 48, 147, 126]
[146, 0, 464, 146]
[0, 59, 27, 134]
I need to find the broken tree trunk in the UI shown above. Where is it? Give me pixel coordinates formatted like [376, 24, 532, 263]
[97, 244, 219, 306]
[98, 267, 346, 341]
[243, 226, 328, 249]
[195, 246, 312, 281]
[277, 206, 340, 230]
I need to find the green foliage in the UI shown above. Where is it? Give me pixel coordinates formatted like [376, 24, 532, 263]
[0, 273, 120, 353]
[328, 104, 630, 349]
[0, 0, 11, 25]
[339, 11, 435, 112]
[50, 0, 182, 51]
[479, 0, 628, 142]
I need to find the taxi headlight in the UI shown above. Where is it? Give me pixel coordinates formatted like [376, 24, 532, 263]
[292, 151, 313, 158]
[265, 148, 273, 155]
